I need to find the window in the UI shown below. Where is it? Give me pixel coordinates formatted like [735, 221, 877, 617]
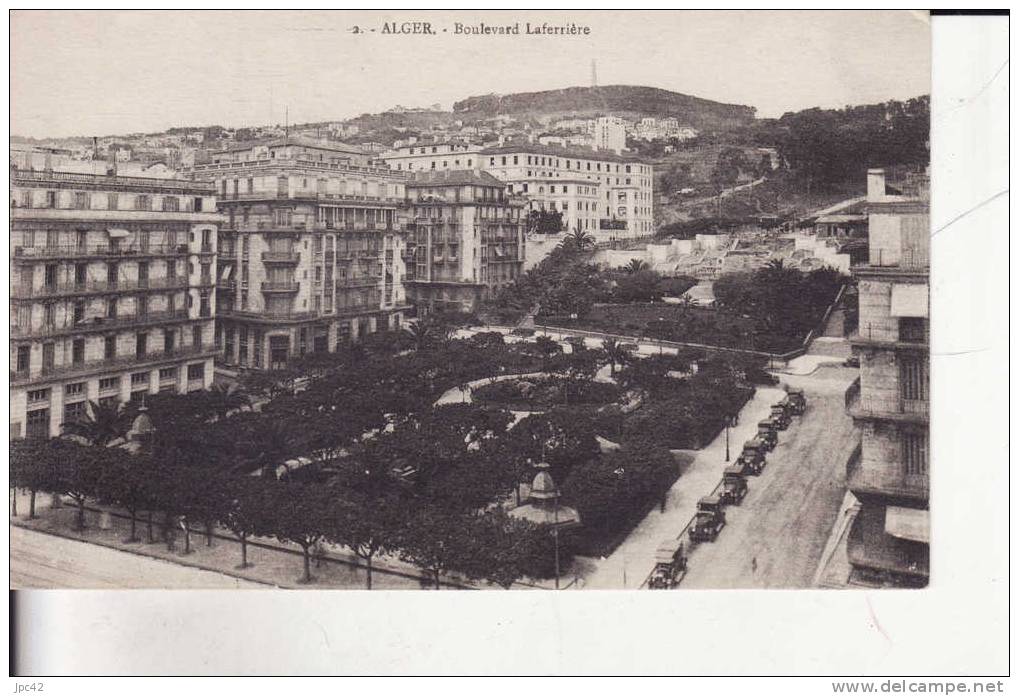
[65, 381, 86, 397]
[74, 192, 90, 209]
[44, 191, 57, 208]
[26, 409, 49, 438]
[136, 332, 148, 358]
[131, 371, 150, 386]
[899, 356, 928, 403]
[902, 431, 928, 476]
[104, 335, 116, 360]
[162, 197, 179, 212]
[107, 193, 119, 210]
[16, 346, 30, 374]
[187, 363, 205, 382]
[64, 400, 87, 423]
[159, 367, 177, 382]
[98, 376, 120, 392]
[27, 388, 50, 404]
[192, 325, 202, 347]
[899, 318, 928, 343]
[135, 195, 151, 211]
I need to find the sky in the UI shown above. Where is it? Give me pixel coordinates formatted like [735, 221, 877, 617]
[10, 10, 931, 139]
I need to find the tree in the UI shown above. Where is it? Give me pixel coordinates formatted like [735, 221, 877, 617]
[221, 478, 275, 568]
[557, 227, 595, 253]
[206, 383, 250, 421]
[10, 438, 64, 519]
[62, 400, 130, 446]
[614, 269, 662, 303]
[600, 337, 631, 374]
[269, 482, 333, 584]
[47, 441, 105, 530]
[95, 448, 156, 543]
[328, 489, 405, 590]
[397, 504, 477, 589]
[403, 322, 434, 351]
[621, 258, 650, 274]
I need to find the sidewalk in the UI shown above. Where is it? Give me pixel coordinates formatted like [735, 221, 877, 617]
[9, 490, 433, 590]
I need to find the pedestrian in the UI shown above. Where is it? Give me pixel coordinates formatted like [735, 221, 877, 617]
[751, 556, 758, 574]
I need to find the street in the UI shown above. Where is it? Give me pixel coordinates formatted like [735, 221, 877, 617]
[10, 525, 265, 589]
[681, 363, 858, 588]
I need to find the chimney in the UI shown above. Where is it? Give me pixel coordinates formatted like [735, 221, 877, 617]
[867, 168, 886, 202]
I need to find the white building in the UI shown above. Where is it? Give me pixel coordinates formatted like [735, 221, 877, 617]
[593, 116, 628, 154]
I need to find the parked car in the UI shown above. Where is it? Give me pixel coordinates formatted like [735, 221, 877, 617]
[648, 539, 688, 589]
[689, 495, 726, 542]
[786, 387, 807, 415]
[738, 439, 768, 475]
[756, 420, 778, 450]
[720, 466, 749, 505]
[510, 327, 536, 337]
[769, 403, 791, 430]
[844, 356, 860, 368]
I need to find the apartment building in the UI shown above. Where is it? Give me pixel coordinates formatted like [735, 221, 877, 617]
[478, 144, 654, 238]
[380, 141, 482, 174]
[592, 116, 627, 154]
[189, 139, 409, 369]
[10, 168, 221, 438]
[846, 168, 930, 587]
[404, 170, 526, 314]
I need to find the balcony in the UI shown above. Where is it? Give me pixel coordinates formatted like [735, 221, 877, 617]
[261, 251, 300, 264]
[217, 308, 321, 323]
[847, 446, 928, 504]
[11, 344, 217, 386]
[10, 276, 188, 300]
[261, 281, 300, 293]
[859, 248, 929, 271]
[847, 378, 928, 424]
[11, 309, 194, 339]
[12, 244, 189, 263]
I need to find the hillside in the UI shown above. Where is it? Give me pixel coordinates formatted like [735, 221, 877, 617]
[453, 85, 756, 129]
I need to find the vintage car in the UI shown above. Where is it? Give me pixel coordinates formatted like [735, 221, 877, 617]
[719, 466, 749, 505]
[770, 403, 791, 429]
[786, 387, 807, 415]
[738, 439, 768, 475]
[647, 539, 688, 589]
[756, 420, 778, 450]
[689, 495, 726, 542]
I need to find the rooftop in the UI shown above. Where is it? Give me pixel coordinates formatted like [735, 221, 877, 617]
[10, 167, 215, 194]
[480, 142, 649, 164]
[406, 169, 507, 188]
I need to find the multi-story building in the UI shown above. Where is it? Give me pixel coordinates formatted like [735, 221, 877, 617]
[846, 168, 930, 587]
[10, 168, 221, 438]
[592, 116, 628, 154]
[380, 141, 482, 174]
[189, 138, 409, 369]
[404, 170, 526, 314]
[478, 144, 654, 238]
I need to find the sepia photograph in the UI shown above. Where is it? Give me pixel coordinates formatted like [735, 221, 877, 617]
[6, 9, 937, 596]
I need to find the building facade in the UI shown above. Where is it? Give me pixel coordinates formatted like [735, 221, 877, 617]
[404, 170, 526, 314]
[478, 145, 654, 238]
[592, 116, 627, 154]
[189, 139, 409, 369]
[379, 142, 482, 174]
[10, 168, 221, 438]
[846, 168, 930, 587]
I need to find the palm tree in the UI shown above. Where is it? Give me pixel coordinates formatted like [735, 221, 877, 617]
[622, 258, 650, 274]
[208, 383, 250, 421]
[62, 400, 129, 447]
[557, 227, 595, 253]
[601, 338, 630, 375]
[402, 322, 433, 351]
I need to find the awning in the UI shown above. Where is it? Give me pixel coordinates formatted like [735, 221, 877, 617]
[885, 506, 929, 543]
[106, 227, 131, 239]
[890, 283, 928, 318]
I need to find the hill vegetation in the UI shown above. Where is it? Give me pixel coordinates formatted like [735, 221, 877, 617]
[453, 85, 756, 129]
